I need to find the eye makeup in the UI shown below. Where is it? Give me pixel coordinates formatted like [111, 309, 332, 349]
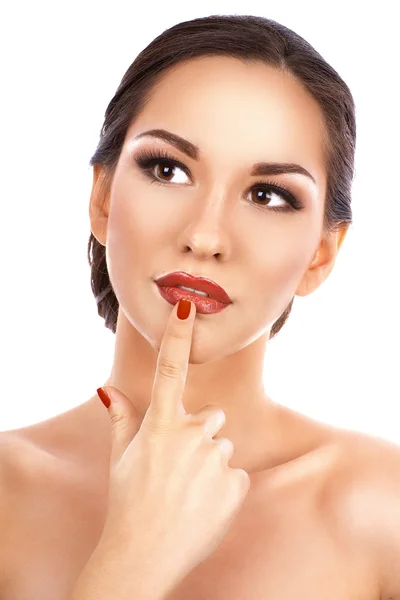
[133, 147, 305, 213]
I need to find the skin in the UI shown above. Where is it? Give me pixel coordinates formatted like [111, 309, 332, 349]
[2, 55, 400, 599]
[87, 55, 347, 475]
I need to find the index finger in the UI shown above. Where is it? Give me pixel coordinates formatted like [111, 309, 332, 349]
[143, 299, 197, 428]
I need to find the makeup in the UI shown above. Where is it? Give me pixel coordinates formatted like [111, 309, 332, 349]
[156, 283, 230, 314]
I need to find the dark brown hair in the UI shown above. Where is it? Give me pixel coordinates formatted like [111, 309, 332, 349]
[88, 14, 356, 339]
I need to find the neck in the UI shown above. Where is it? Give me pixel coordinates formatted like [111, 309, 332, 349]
[99, 310, 281, 474]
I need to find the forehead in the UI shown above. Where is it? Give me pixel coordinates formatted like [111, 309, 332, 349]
[128, 56, 326, 183]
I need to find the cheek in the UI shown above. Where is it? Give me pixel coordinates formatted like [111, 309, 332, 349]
[107, 180, 164, 254]
[253, 231, 315, 298]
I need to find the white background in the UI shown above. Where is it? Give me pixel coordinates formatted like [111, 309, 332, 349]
[1, 1, 399, 442]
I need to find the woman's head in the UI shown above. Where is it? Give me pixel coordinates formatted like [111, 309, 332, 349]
[88, 14, 355, 357]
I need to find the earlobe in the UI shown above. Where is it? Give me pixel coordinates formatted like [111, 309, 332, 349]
[336, 225, 349, 251]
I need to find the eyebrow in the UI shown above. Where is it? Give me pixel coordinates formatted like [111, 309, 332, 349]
[133, 128, 317, 185]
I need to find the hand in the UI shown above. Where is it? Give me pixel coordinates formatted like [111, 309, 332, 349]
[92, 299, 250, 595]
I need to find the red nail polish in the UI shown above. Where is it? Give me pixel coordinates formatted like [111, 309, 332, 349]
[177, 298, 191, 320]
[97, 387, 111, 408]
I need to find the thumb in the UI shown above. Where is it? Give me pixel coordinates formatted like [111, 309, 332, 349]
[97, 385, 143, 466]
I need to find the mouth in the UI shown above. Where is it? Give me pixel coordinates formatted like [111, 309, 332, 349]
[154, 271, 232, 304]
[155, 282, 230, 315]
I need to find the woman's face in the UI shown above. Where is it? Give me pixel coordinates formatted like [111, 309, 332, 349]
[92, 56, 336, 364]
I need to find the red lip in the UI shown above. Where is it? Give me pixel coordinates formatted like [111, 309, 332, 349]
[155, 271, 232, 304]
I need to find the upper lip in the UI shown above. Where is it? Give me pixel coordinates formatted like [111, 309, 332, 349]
[155, 271, 232, 304]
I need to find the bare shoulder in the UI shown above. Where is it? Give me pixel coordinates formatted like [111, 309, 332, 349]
[0, 423, 109, 599]
[0, 426, 86, 532]
[0, 425, 89, 504]
[0, 429, 58, 519]
[324, 427, 400, 600]
[0, 430, 37, 588]
[0, 427, 63, 490]
[0, 430, 36, 496]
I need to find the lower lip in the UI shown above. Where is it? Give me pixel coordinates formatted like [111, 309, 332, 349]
[155, 283, 230, 314]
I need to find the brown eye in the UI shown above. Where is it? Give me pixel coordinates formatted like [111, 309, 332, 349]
[248, 186, 288, 210]
[134, 149, 304, 213]
[134, 150, 191, 185]
[153, 162, 189, 183]
[245, 180, 304, 213]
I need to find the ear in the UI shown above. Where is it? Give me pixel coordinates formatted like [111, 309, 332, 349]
[295, 225, 349, 297]
[89, 164, 111, 247]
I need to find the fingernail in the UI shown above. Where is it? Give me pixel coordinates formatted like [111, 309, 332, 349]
[97, 387, 111, 408]
[177, 298, 191, 320]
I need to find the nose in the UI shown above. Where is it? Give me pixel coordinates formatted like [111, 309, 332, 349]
[176, 194, 232, 260]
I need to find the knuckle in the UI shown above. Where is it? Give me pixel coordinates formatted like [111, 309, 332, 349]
[235, 468, 251, 489]
[157, 357, 183, 379]
[212, 409, 226, 426]
[109, 411, 127, 429]
[211, 437, 233, 455]
[201, 409, 226, 433]
[142, 416, 177, 435]
[169, 327, 190, 342]
[219, 438, 234, 453]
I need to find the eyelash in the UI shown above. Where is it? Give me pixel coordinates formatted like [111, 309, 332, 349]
[133, 148, 304, 213]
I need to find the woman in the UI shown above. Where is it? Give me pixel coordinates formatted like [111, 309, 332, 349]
[1, 13, 400, 600]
